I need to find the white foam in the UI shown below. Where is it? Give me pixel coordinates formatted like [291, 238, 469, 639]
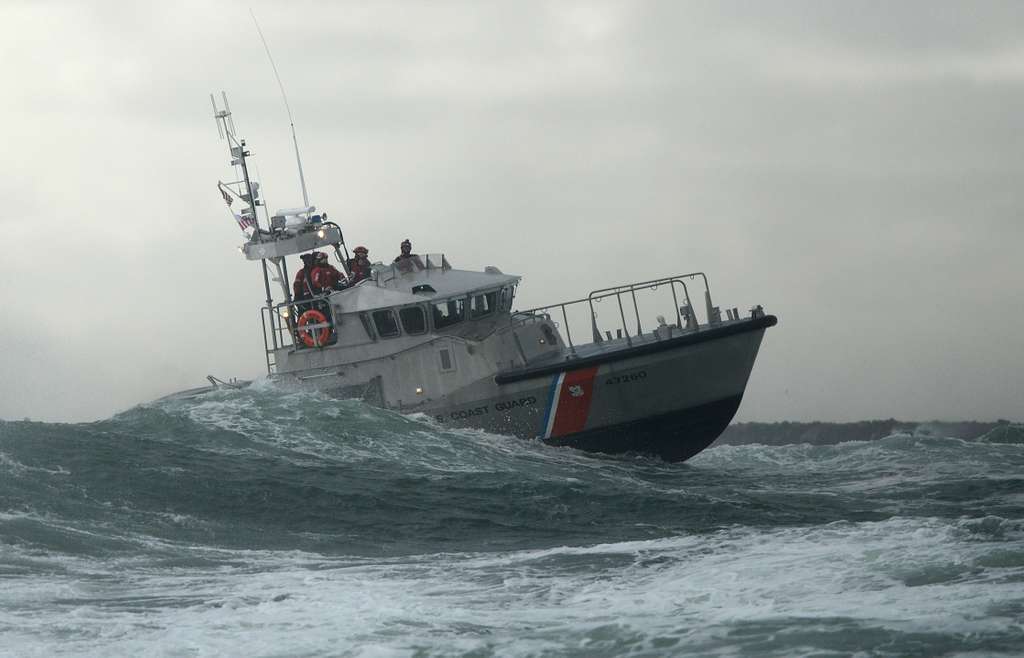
[2, 516, 1022, 656]
[0, 451, 70, 476]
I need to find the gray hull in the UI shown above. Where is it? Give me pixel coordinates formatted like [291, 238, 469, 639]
[186, 316, 771, 461]
[418, 316, 775, 461]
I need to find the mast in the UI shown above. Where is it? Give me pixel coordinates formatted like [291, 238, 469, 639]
[235, 139, 259, 236]
[212, 92, 278, 346]
[211, 91, 347, 362]
[212, 93, 265, 239]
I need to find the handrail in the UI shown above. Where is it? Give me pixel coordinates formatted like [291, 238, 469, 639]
[511, 272, 712, 355]
[375, 252, 451, 286]
[260, 293, 338, 372]
[587, 275, 701, 348]
[259, 271, 712, 374]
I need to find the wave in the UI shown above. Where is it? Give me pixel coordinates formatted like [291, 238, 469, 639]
[719, 419, 1024, 446]
[2, 515, 1022, 657]
[1, 383, 1022, 560]
[3, 384, 1024, 657]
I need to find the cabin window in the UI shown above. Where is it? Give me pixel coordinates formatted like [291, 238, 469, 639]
[358, 313, 376, 340]
[541, 324, 558, 345]
[471, 291, 497, 318]
[432, 298, 465, 329]
[372, 309, 400, 338]
[399, 306, 427, 335]
[499, 286, 518, 311]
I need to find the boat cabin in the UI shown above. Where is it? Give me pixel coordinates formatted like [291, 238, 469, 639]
[249, 233, 545, 379]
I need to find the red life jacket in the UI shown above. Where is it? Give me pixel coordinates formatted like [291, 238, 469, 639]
[293, 268, 313, 299]
[347, 259, 371, 283]
[311, 264, 343, 291]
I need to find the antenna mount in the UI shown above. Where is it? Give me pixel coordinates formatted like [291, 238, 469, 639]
[211, 92, 236, 140]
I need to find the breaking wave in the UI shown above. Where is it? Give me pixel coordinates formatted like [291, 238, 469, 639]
[1, 383, 1022, 656]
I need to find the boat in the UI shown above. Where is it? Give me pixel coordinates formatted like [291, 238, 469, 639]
[198, 94, 777, 462]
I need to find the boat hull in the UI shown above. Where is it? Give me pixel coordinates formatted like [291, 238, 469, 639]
[420, 316, 776, 461]
[545, 394, 742, 462]
[263, 315, 776, 463]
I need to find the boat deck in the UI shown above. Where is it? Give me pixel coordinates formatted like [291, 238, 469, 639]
[495, 315, 777, 384]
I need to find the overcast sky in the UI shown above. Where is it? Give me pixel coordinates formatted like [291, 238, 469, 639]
[1, 1, 1021, 423]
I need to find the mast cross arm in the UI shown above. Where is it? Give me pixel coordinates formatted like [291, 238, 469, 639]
[242, 225, 342, 261]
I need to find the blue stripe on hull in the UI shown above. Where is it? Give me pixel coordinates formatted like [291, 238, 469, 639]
[538, 373, 562, 438]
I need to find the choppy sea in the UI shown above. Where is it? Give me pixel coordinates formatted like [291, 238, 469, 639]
[1, 382, 1022, 657]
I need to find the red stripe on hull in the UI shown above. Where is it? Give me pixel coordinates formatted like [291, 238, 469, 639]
[549, 366, 600, 438]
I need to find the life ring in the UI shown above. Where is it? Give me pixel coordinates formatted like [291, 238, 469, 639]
[297, 309, 331, 347]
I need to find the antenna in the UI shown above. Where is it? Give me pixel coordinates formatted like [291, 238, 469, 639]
[211, 93, 232, 139]
[221, 91, 236, 135]
[251, 9, 310, 208]
[211, 94, 224, 138]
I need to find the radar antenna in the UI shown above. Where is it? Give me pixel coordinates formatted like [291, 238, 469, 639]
[251, 9, 310, 208]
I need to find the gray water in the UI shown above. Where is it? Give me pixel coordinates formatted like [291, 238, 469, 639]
[1, 382, 1022, 656]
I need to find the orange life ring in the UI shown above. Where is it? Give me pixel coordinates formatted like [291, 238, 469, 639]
[297, 309, 331, 347]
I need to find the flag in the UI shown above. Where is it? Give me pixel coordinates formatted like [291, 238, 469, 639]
[218, 181, 234, 206]
[235, 212, 257, 231]
[221, 182, 255, 234]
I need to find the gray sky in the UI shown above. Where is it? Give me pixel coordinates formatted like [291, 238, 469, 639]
[1, 1, 1021, 423]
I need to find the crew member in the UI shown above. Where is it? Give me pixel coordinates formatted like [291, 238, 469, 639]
[347, 246, 372, 284]
[310, 251, 347, 293]
[293, 252, 317, 300]
[394, 239, 416, 263]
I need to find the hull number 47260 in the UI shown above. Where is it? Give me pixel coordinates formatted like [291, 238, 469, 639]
[605, 371, 647, 386]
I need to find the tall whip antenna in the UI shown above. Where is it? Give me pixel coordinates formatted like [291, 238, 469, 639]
[251, 9, 310, 208]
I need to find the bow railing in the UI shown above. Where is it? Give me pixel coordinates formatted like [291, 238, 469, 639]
[510, 272, 713, 355]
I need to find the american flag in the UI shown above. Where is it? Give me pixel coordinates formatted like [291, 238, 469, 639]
[235, 212, 257, 231]
[218, 181, 234, 206]
[220, 182, 256, 233]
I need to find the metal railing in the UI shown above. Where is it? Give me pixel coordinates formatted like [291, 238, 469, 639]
[374, 252, 451, 286]
[511, 272, 711, 355]
[257, 253, 456, 373]
[260, 296, 337, 373]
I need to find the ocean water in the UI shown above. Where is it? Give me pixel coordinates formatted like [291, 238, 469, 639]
[1, 383, 1022, 657]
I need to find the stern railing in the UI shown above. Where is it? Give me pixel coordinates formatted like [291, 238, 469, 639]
[260, 296, 337, 374]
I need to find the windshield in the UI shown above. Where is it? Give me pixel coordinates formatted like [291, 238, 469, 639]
[432, 298, 465, 329]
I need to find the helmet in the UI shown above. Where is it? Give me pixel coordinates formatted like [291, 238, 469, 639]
[354, 246, 369, 255]
[401, 239, 412, 249]
[314, 252, 329, 263]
